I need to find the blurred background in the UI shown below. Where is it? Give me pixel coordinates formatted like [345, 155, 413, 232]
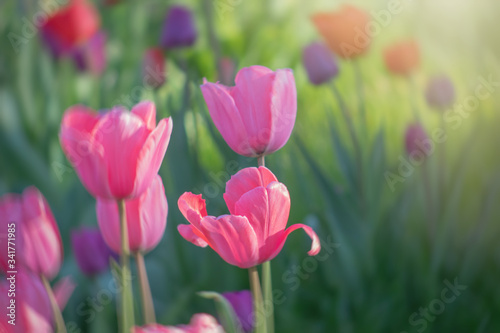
[1, 0, 500, 332]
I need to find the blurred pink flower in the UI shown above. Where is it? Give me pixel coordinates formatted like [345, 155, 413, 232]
[178, 167, 320, 268]
[143, 48, 166, 88]
[97, 175, 168, 254]
[218, 57, 236, 86]
[0, 187, 63, 279]
[133, 313, 224, 333]
[200, 66, 297, 157]
[71, 31, 107, 75]
[425, 75, 455, 110]
[41, 0, 100, 58]
[405, 123, 431, 158]
[59, 101, 173, 199]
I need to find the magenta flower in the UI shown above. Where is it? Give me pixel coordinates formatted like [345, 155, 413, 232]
[71, 31, 107, 75]
[133, 313, 224, 333]
[59, 101, 173, 200]
[405, 123, 431, 158]
[178, 167, 320, 268]
[200, 65, 297, 157]
[96, 175, 168, 254]
[425, 75, 455, 110]
[71, 227, 117, 276]
[160, 6, 197, 49]
[0, 187, 63, 279]
[302, 42, 339, 85]
[222, 290, 253, 332]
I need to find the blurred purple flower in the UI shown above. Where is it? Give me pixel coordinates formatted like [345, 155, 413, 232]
[223, 290, 253, 332]
[160, 6, 197, 49]
[71, 31, 107, 75]
[302, 42, 339, 85]
[71, 227, 117, 276]
[405, 123, 431, 158]
[425, 75, 455, 110]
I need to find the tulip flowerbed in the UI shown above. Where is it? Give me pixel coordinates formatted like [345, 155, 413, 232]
[1, 1, 499, 333]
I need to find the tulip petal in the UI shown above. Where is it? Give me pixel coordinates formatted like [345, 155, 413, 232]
[177, 224, 209, 247]
[178, 192, 207, 229]
[131, 100, 157, 131]
[260, 223, 321, 262]
[96, 198, 121, 253]
[53, 276, 76, 311]
[233, 186, 268, 244]
[200, 215, 259, 268]
[95, 109, 149, 198]
[224, 166, 277, 214]
[134, 117, 173, 197]
[265, 69, 297, 154]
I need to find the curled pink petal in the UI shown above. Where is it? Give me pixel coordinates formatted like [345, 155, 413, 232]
[178, 192, 207, 229]
[131, 100, 157, 130]
[177, 224, 209, 247]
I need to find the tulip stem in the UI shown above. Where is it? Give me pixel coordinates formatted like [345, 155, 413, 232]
[258, 156, 265, 167]
[261, 261, 274, 333]
[118, 199, 135, 333]
[135, 252, 156, 324]
[353, 60, 367, 134]
[42, 275, 67, 333]
[248, 266, 267, 333]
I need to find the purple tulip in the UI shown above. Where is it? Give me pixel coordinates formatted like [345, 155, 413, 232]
[222, 290, 253, 332]
[160, 6, 197, 49]
[71, 31, 107, 75]
[71, 227, 117, 276]
[405, 123, 431, 158]
[302, 42, 339, 85]
[425, 75, 455, 110]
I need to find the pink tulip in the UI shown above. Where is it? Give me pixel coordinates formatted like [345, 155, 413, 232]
[0, 270, 74, 333]
[0, 187, 63, 279]
[60, 101, 173, 199]
[96, 175, 168, 254]
[178, 167, 320, 268]
[200, 65, 297, 157]
[133, 313, 224, 333]
[405, 123, 431, 158]
[143, 48, 166, 88]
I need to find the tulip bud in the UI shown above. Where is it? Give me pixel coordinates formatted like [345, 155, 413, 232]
[71, 31, 107, 75]
[223, 290, 254, 332]
[160, 6, 197, 49]
[384, 39, 420, 76]
[97, 175, 168, 254]
[302, 42, 339, 85]
[218, 57, 236, 86]
[71, 227, 117, 276]
[405, 123, 431, 158]
[425, 75, 455, 110]
[142, 48, 166, 88]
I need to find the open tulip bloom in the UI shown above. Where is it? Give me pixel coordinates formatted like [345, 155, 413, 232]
[178, 166, 321, 268]
[200, 65, 297, 157]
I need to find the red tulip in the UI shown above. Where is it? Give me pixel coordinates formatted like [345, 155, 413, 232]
[0, 270, 74, 333]
[133, 313, 224, 333]
[41, 0, 100, 57]
[178, 167, 320, 268]
[96, 175, 168, 254]
[384, 39, 420, 76]
[142, 48, 166, 88]
[200, 65, 297, 157]
[59, 101, 173, 199]
[0, 187, 63, 279]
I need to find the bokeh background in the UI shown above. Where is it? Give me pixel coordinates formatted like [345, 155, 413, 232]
[1, 0, 500, 332]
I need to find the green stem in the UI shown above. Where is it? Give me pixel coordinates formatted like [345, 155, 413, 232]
[261, 261, 274, 333]
[248, 266, 267, 333]
[353, 60, 367, 135]
[421, 161, 435, 247]
[258, 156, 265, 167]
[118, 199, 135, 333]
[135, 252, 156, 324]
[42, 276, 67, 333]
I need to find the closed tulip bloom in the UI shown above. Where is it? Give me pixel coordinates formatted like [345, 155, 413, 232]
[160, 6, 197, 49]
[178, 167, 321, 268]
[143, 48, 166, 88]
[133, 313, 224, 333]
[60, 101, 173, 199]
[218, 57, 236, 86]
[384, 39, 420, 76]
[41, 0, 100, 57]
[96, 175, 168, 254]
[201, 66, 297, 157]
[0, 187, 63, 279]
[302, 42, 339, 85]
[0, 270, 75, 333]
[71, 31, 107, 75]
[425, 75, 455, 110]
[311, 5, 371, 59]
[71, 227, 117, 276]
[405, 123, 431, 157]
[222, 290, 253, 332]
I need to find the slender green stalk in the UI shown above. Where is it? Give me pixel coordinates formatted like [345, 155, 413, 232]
[248, 266, 267, 333]
[118, 199, 135, 333]
[408, 75, 421, 122]
[439, 115, 447, 209]
[421, 161, 435, 246]
[257, 155, 274, 333]
[135, 252, 156, 324]
[353, 60, 367, 134]
[41, 275, 67, 333]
